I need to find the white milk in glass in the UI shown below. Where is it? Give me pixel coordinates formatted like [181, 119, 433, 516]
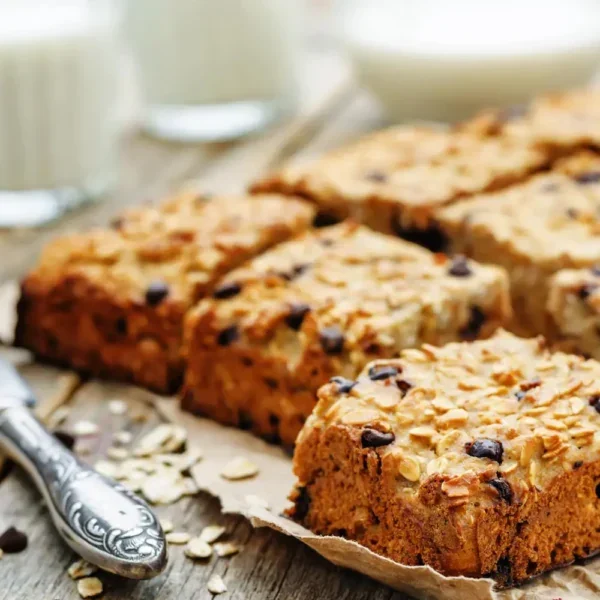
[125, 0, 302, 142]
[341, 0, 600, 122]
[0, 0, 120, 226]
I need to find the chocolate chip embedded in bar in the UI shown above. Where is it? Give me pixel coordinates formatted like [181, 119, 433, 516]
[437, 151, 600, 339]
[182, 221, 511, 447]
[251, 126, 548, 251]
[14, 193, 315, 393]
[289, 331, 600, 586]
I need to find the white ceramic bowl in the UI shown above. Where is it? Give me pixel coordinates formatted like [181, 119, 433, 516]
[339, 0, 600, 123]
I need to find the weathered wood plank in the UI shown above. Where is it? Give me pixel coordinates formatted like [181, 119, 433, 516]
[0, 379, 411, 599]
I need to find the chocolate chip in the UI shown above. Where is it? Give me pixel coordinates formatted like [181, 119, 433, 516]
[596, 483, 600, 499]
[293, 486, 311, 521]
[285, 302, 311, 330]
[368, 365, 399, 381]
[275, 263, 311, 282]
[217, 325, 239, 346]
[396, 379, 413, 395]
[292, 263, 310, 278]
[268, 414, 280, 427]
[145, 280, 169, 306]
[238, 411, 253, 430]
[578, 284, 598, 300]
[264, 378, 278, 389]
[575, 171, 600, 185]
[0, 527, 28, 553]
[319, 327, 344, 355]
[460, 306, 486, 341]
[493, 556, 513, 586]
[447, 255, 472, 277]
[589, 395, 600, 413]
[54, 430, 76, 450]
[365, 169, 388, 183]
[390, 221, 449, 253]
[213, 281, 241, 299]
[313, 213, 339, 228]
[489, 478, 513, 503]
[573, 460, 583, 469]
[361, 428, 395, 448]
[330, 376, 357, 394]
[115, 317, 127, 335]
[466, 438, 504, 463]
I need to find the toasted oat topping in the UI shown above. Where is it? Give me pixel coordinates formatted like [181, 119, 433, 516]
[252, 127, 546, 227]
[26, 193, 313, 305]
[439, 152, 600, 269]
[461, 89, 600, 149]
[192, 222, 510, 380]
[304, 330, 600, 503]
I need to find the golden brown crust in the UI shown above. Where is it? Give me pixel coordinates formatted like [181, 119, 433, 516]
[437, 152, 600, 338]
[251, 126, 548, 245]
[15, 193, 315, 392]
[460, 88, 600, 151]
[182, 222, 511, 446]
[290, 331, 600, 585]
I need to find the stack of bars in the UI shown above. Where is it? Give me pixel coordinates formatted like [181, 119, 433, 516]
[14, 88, 600, 585]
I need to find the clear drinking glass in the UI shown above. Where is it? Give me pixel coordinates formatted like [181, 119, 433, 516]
[0, 0, 120, 227]
[124, 0, 303, 142]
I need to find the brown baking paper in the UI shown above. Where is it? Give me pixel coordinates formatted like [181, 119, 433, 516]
[155, 399, 600, 600]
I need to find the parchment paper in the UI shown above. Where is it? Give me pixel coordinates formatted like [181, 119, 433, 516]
[156, 399, 600, 600]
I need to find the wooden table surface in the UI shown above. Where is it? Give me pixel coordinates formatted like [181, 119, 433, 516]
[0, 48, 413, 600]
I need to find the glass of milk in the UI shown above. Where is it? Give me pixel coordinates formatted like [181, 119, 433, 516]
[124, 0, 303, 142]
[339, 0, 600, 123]
[0, 0, 120, 227]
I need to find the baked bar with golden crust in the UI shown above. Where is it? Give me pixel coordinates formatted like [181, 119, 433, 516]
[289, 331, 600, 586]
[15, 193, 315, 392]
[182, 221, 511, 446]
[438, 152, 600, 338]
[251, 127, 548, 251]
[461, 88, 600, 152]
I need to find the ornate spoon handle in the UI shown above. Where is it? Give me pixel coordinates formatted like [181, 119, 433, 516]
[0, 406, 167, 579]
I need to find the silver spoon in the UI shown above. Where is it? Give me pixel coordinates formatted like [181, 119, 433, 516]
[0, 359, 167, 579]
